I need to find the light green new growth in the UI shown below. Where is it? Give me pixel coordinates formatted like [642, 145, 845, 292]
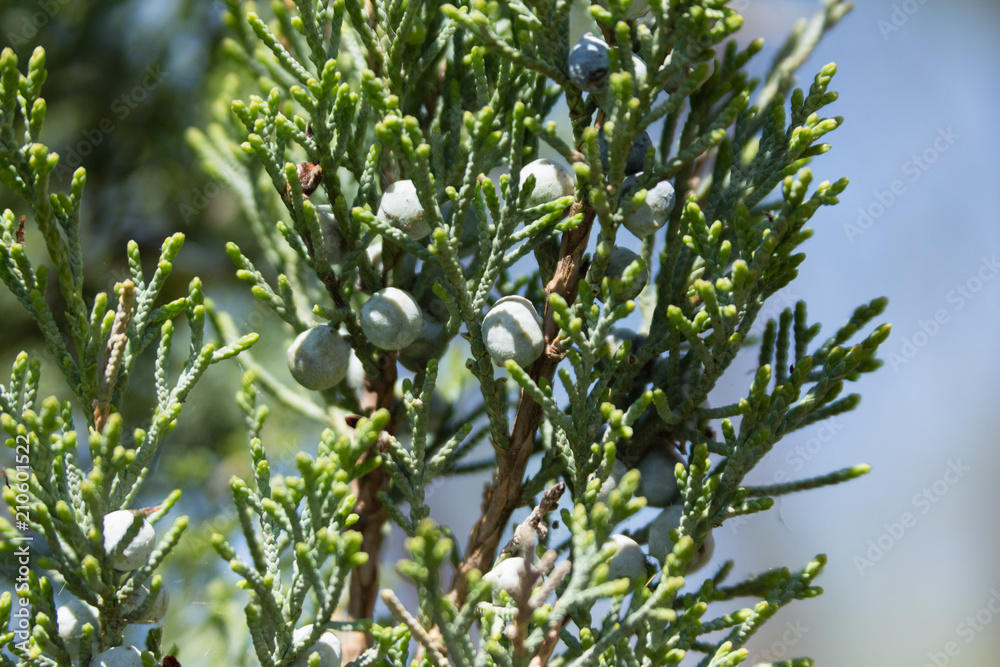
[0, 0, 890, 666]
[0, 43, 255, 665]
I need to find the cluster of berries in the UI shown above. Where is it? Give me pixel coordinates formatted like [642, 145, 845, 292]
[288, 161, 674, 383]
[61, 512, 341, 665]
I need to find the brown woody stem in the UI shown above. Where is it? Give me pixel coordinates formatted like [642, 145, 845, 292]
[451, 202, 597, 605]
[94, 280, 136, 433]
[342, 356, 396, 662]
[301, 218, 396, 661]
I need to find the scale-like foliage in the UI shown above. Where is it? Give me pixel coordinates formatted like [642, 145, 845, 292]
[0, 1, 888, 665]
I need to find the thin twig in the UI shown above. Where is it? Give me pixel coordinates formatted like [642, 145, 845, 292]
[452, 198, 597, 604]
[530, 559, 571, 609]
[380, 589, 451, 667]
[94, 280, 136, 432]
[528, 619, 566, 667]
[509, 549, 559, 659]
[501, 482, 566, 558]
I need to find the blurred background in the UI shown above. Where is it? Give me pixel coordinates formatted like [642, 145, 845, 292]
[1, 0, 998, 665]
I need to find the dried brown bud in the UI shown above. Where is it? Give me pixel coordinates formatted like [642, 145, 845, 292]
[297, 161, 322, 196]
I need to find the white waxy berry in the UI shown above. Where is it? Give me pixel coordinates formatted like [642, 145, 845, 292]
[598, 129, 652, 176]
[483, 557, 527, 598]
[344, 351, 366, 404]
[398, 316, 445, 372]
[482, 296, 545, 368]
[605, 534, 647, 583]
[621, 175, 677, 237]
[648, 506, 714, 573]
[291, 625, 343, 667]
[89, 646, 144, 667]
[121, 624, 158, 652]
[365, 235, 383, 269]
[661, 53, 694, 94]
[316, 205, 349, 265]
[693, 532, 714, 572]
[103, 511, 155, 572]
[636, 448, 682, 507]
[57, 599, 99, 658]
[631, 55, 648, 86]
[647, 506, 682, 565]
[568, 33, 610, 91]
[287, 325, 351, 391]
[440, 200, 484, 258]
[519, 158, 575, 208]
[605, 328, 644, 358]
[377, 180, 432, 240]
[594, 459, 629, 505]
[120, 584, 169, 623]
[600, 247, 648, 301]
[360, 287, 424, 351]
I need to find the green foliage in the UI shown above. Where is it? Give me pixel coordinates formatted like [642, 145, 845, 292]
[0, 1, 891, 666]
[0, 43, 254, 664]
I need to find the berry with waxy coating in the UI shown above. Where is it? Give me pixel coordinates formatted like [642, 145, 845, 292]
[377, 180, 432, 239]
[57, 600, 99, 658]
[568, 33, 610, 91]
[482, 296, 545, 367]
[121, 624, 158, 652]
[291, 625, 343, 667]
[631, 55, 648, 86]
[605, 534, 647, 583]
[440, 199, 484, 258]
[519, 158, 575, 208]
[120, 585, 169, 623]
[398, 316, 445, 372]
[600, 247, 648, 301]
[483, 556, 527, 598]
[605, 328, 644, 358]
[316, 205, 349, 264]
[647, 506, 715, 573]
[365, 235, 383, 269]
[621, 175, 677, 237]
[594, 459, 629, 505]
[103, 510, 155, 572]
[360, 287, 424, 350]
[598, 128, 652, 176]
[89, 646, 144, 667]
[287, 325, 351, 390]
[344, 350, 366, 402]
[636, 448, 682, 507]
